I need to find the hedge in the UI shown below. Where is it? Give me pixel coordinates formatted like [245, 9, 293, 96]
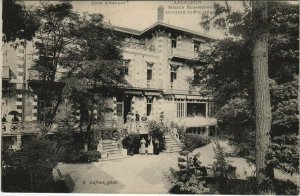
[182, 134, 210, 152]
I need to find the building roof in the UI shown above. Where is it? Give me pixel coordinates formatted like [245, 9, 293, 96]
[112, 22, 218, 40]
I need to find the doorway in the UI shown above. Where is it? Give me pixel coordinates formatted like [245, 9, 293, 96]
[123, 95, 132, 123]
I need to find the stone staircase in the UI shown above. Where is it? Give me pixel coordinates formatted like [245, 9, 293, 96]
[101, 140, 125, 160]
[164, 134, 182, 153]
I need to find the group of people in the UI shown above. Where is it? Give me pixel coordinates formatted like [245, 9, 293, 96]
[124, 111, 149, 134]
[2, 114, 19, 123]
[139, 136, 160, 155]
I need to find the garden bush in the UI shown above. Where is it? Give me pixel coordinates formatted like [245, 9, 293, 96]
[182, 134, 210, 152]
[63, 150, 100, 163]
[122, 133, 140, 155]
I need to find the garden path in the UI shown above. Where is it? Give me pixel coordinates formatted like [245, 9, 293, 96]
[56, 139, 299, 193]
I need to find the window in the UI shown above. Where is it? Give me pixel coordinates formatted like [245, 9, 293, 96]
[18, 49, 24, 53]
[116, 102, 123, 117]
[187, 103, 206, 117]
[171, 39, 177, 48]
[170, 66, 177, 82]
[194, 41, 201, 52]
[116, 96, 123, 117]
[146, 97, 153, 116]
[176, 100, 185, 118]
[193, 68, 201, 85]
[123, 60, 130, 76]
[147, 63, 153, 81]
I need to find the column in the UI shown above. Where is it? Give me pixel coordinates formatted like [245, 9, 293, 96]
[205, 102, 208, 118]
[205, 126, 209, 136]
[112, 96, 117, 127]
[131, 96, 135, 114]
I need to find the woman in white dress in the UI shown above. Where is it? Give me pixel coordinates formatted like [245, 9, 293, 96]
[147, 138, 154, 155]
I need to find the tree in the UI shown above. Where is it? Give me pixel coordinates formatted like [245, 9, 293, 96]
[30, 1, 80, 131]
[251, 2, 272, 193]
[199, 1, 298, 194]
[61, 13, 124, 150]
[1, 136, 68, 192]
[3, 0, 39, 42]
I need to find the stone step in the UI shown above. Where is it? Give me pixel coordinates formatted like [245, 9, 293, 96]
[106, 153, 123, 158]
[165, 143, 181, 146]
[165, 145, 181, 148]
[166, 146, 181, 149]
[165, 142, 178, 145]
[166, 148, 181, 151]
[105, 151, 123, 155]
[106, 154, 123, 158]
[101, 156, 125, 161]
[103, 145, 120, 149]
[102, 141, 117, 145]
[165, 141, 180, 144]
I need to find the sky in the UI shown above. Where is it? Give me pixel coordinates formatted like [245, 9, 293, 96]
[71, 1, 222, 36]
[26, 1, 232, 38]
[24, 0, 298, 39]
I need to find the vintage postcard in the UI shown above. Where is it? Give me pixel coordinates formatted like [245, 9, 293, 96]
[1, 0, 299, 194]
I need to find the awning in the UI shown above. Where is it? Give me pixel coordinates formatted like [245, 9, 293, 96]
[144, 91, 161, 96]
[177, 117, 217, 127]
[186, 95, 208, 100]
[124, 91, 143, 95]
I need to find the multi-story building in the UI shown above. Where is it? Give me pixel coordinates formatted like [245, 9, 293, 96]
[2, 41, 39, 149]
[1, 6, 218, 150]
[103, 6, 218, 135]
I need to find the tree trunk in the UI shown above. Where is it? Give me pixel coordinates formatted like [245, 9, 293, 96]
[252, 1, 273, 194]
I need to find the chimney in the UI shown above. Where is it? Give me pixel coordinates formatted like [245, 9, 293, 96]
[157, 5, 164, 23]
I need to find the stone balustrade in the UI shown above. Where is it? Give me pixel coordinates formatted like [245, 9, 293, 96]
[2, 122, 40, 134]
[123, 41, 157, 53]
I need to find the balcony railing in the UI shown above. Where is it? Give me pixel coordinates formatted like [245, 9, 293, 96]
[123, 41, 157, 53]
[28, 69, 43, 80]
[168, 48, 198, 60]
[2, 122, 40, 134]
[126, 78, 162, 89]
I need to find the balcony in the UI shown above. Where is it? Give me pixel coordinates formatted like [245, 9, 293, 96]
[28, 69, 43, 80]
[168, 48, 198, 60]
[126, 78, 162, 89]
[174, 117, 217, 128]
[2, 122, 40, 135]
[123, 41, 157, 55]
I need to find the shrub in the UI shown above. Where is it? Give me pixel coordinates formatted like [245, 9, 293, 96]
[168, 153, 211, 194]
[182, 134, 210, 152]
[63, 150, 100, 163]
[95, 127, 119, 140]
[122, 133, 140, 155]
